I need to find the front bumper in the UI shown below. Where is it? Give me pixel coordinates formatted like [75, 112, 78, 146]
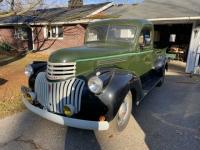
[21, 87, 109, 131]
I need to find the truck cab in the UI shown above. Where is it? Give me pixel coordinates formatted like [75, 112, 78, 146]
[21, 19, 167, 132]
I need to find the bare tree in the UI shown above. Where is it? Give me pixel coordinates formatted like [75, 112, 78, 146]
[0, 0, 42, 18]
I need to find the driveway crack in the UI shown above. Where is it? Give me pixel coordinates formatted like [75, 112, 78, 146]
[0, 135, 48, 150]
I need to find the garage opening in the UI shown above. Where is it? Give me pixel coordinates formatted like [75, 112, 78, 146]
[154, 24, 193, 62]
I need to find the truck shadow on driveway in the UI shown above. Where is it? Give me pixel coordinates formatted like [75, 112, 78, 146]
[132, 72, 200, 150]
[64, 128, 101, 150]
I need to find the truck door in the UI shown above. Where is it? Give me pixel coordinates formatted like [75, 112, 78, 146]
[136, 27, 154, 75]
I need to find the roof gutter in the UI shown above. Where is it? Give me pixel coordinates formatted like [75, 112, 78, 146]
[0, 19, 101, 26]
[148, 16, 200, 21]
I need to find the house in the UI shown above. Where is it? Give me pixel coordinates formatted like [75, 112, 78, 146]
[1, 0, 200, 74]
[0, 2, 113, 52]
[103, 0, 200, 74]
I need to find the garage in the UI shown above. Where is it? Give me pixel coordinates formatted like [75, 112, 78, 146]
[154, 23, 193, 62]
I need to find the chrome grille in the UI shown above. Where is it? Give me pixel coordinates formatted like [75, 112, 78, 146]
[35, 72, 85, 114]
[47, 62, 76, 80]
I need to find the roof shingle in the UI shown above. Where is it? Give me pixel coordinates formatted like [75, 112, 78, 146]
[0, 2, 110, 25]
[104, 0, 200, 19]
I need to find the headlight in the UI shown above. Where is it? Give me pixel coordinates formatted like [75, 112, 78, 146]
[24, 64, 34, 77]
[88, 76, 103, 94]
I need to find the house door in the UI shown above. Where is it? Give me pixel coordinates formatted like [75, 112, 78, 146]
[186, 26, 200, 74]
[26, 27, 33, 50]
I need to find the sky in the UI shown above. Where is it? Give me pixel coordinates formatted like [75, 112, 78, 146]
[43, 0, 143, 7]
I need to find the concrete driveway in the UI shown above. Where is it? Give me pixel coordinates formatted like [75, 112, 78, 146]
[0, 61, 200, 150]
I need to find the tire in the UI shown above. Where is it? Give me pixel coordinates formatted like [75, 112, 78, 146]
[111, 91, 132, 132]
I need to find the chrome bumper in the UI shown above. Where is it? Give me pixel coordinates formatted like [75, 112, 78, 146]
[21, 87, 109, 131]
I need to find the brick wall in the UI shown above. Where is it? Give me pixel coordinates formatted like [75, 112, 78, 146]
[33, 24, 86, 52]
[0, 24, 86, 52]
[0, 26, 28, 51]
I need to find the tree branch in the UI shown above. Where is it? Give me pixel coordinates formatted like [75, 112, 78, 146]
[0, 0, 42, 18]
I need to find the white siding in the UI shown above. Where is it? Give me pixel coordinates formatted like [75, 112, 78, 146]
[186, 21, 200, 73]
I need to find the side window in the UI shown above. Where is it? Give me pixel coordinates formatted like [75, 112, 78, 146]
[138, 29, 152, 50]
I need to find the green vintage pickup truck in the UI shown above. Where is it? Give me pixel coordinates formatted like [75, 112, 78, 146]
[21, 19, 167, 131]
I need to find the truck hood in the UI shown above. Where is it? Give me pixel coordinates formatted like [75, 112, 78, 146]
[48, 43, 130, 63]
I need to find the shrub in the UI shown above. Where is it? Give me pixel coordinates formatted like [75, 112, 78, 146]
[0, 42, 13, 52]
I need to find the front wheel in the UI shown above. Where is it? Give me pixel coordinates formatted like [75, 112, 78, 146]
[111, 91, 132, 132]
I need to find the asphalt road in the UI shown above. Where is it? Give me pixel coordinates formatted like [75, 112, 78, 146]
[0, 62, 200, 150]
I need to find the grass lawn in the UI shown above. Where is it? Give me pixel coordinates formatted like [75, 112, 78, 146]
[0, 52, 48, 118]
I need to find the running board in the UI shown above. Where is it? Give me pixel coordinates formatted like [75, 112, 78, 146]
[143, 77, 161, 96]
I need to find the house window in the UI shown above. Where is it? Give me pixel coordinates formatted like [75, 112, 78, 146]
[14, 27, 28, 40]
[45, 26, 63, 39]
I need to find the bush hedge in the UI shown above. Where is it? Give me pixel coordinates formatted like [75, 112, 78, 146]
[0, 42, 13, 52]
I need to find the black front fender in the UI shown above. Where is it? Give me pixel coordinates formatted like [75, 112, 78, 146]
[96, 70, 133, 121]
[154, 56, 168, 70]
[29, 61, 47, 90]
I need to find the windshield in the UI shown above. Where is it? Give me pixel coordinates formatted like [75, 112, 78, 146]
[85, 25, 136, 44]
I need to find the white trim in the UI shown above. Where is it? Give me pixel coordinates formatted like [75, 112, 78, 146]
[0, 19, 91, 26]
[148, 16, 200, 22]
[1, 16, 200, 26]
[22, 91, 109, 130]
[31, 27, 35, 50]
[43, 26, 47, 39]
[86, 2, 114, 17]
[2, 16, 199, 25]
